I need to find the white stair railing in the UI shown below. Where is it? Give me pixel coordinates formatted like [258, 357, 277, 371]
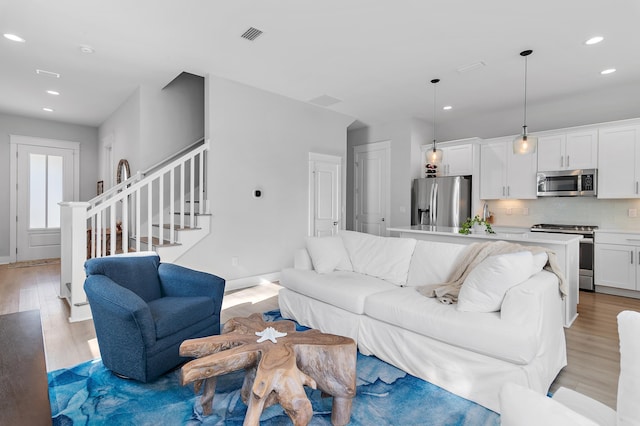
[59, 138, 209, 322]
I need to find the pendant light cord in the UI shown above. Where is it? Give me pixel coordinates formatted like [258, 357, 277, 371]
[431, 78, 439, 150]
[523, 54, 528, 132]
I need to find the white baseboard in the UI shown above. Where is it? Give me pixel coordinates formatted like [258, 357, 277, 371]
[0, 256, 10, 265]
[225, 272, 281, 292]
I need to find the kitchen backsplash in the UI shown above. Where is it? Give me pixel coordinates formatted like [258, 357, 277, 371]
[483, 198, 640, 231]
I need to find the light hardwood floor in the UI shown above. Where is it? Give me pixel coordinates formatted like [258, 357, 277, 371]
[2, 261, 639, 410]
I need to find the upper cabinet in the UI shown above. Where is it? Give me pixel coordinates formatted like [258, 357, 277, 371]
[598, 125, 640, 199]
[440, 144, 473, 176]
[537, 130, 598, 172]
[480, 137, 537, 200]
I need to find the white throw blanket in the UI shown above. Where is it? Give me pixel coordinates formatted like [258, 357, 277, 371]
[417, 241, 567, 304]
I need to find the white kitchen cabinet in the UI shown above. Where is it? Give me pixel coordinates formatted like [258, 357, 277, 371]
[440, 144, 473, 176]
[537, 130, 598, 172]
[480, 137, 537, 199]
[595, 232, 640, 291]
[598, 125, 640, 198]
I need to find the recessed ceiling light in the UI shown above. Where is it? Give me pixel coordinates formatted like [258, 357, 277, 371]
[36, 69, 61, 78]
[46, 90, 60, 96]
[79, 45, 95, 54]
[443, 105, 453, 110]
[585, 36, 604, 45]
[42, 107, 54, 112]
[3, 33, 25, 43]
[601, 68, 616, 75]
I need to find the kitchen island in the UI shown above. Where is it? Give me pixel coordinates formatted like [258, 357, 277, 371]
[388, 225, 582, 327]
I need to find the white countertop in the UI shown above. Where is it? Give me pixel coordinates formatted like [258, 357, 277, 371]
[388, 225, 583, 245]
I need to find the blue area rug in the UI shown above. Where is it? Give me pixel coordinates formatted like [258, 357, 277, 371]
[48, 311, 499, 425]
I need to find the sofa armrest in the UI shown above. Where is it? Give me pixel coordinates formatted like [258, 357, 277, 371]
[84, 275, 156, 348]
[501, 270, 561, 329]
[294, 248, 313, 270]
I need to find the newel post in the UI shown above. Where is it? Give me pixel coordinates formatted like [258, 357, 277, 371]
[59, 201, 92, 322]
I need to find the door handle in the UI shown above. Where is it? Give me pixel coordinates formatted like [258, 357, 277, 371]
[636, 181, 639, 195]
[381, 218, 385, 222]
[632, 251, 634, 265]
[507, 186, 510, 197]
[502, 186, 505, 197]
[332, 221, 338, 226]
[560, 156, 564, 168]
[567, 155, 570, 167]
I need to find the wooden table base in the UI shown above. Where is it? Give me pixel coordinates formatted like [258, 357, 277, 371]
[180, 313, 356, 426]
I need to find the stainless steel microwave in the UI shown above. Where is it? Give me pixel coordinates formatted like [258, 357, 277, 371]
[536, 169, 597, 197]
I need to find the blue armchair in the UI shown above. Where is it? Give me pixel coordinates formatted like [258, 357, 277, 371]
[84, 253, 225, 383]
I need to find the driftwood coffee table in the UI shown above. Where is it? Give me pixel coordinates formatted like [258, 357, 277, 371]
[180, 313, 357, 426]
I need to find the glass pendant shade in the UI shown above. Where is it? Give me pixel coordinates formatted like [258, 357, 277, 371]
[513, 129, 537, 154]
[427, 147, 443, 164]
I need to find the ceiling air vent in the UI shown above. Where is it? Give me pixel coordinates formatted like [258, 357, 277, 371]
[241, 27, 263, 41]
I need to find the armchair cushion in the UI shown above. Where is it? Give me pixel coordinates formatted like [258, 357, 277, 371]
[85, 254, 162, 302]
[148, 296, 214, 339]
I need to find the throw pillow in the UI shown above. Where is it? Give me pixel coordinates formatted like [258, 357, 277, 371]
[306, 236, 353, 274]
[457, 251, 534, 313]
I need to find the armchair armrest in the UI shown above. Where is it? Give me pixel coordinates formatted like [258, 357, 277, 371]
[84, 275, 156, 348]
[158, 263, 225, 311]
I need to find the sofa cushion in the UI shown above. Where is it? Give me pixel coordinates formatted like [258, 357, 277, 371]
[363, 287, 537, 364]
[148, 296, 213, 339]
[339, 231, 416, 286]
[406, 240, 468, 286]
[280, 268, 397, 314]
[457, 251, 534, 313]
[306, 236, 353, 273]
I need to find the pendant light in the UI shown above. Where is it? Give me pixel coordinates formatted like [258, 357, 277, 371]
[426, 78, 443, 168]
[513, 49, 537, 154]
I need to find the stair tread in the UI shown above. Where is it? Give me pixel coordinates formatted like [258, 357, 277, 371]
[137, 236, 181, 247]
[172, 212, 212, 216]
[152, 224, 201, 230]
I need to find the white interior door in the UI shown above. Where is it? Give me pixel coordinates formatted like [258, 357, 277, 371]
[354, 141, 390, 236]
[16, 144, 75, 261]
[309, 153, 341, 237]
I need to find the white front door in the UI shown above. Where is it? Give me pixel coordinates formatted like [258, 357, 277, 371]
[12, 137, 78, 261]
[354, 141, 390, 236]
[309, 153, 341, 237]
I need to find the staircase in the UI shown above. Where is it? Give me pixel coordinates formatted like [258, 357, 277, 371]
[59, 139, 211, 322]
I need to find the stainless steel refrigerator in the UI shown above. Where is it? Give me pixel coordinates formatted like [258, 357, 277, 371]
[411, 176, 471, 227]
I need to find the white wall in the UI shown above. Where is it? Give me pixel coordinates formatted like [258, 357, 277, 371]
[98, 74, 205, 188]
[0, 112, 99, 258]
[177, 75, 353, 280]
[346, 118, 432, 229]
[99, 88, 142, 184]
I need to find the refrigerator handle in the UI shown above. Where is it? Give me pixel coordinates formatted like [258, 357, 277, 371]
[431, 183, 438, 225]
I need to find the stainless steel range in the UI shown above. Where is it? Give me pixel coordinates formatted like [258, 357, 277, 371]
[531, 223, 598, 291]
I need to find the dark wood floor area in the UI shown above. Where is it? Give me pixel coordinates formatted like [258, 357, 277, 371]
[2, 260, 639, 409]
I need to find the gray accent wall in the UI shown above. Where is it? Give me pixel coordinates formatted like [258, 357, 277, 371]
[0, 112, 99, 259]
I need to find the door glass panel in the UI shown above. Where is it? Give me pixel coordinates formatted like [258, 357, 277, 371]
[47, 155, 63, 228]
[29, 153, 63, 229]
[29, 154, 47, 229]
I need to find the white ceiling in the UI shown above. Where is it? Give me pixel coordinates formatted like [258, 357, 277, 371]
[1, 0, 639, 137]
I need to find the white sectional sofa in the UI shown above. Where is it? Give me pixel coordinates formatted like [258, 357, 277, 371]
[278, 230, 567, 413]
